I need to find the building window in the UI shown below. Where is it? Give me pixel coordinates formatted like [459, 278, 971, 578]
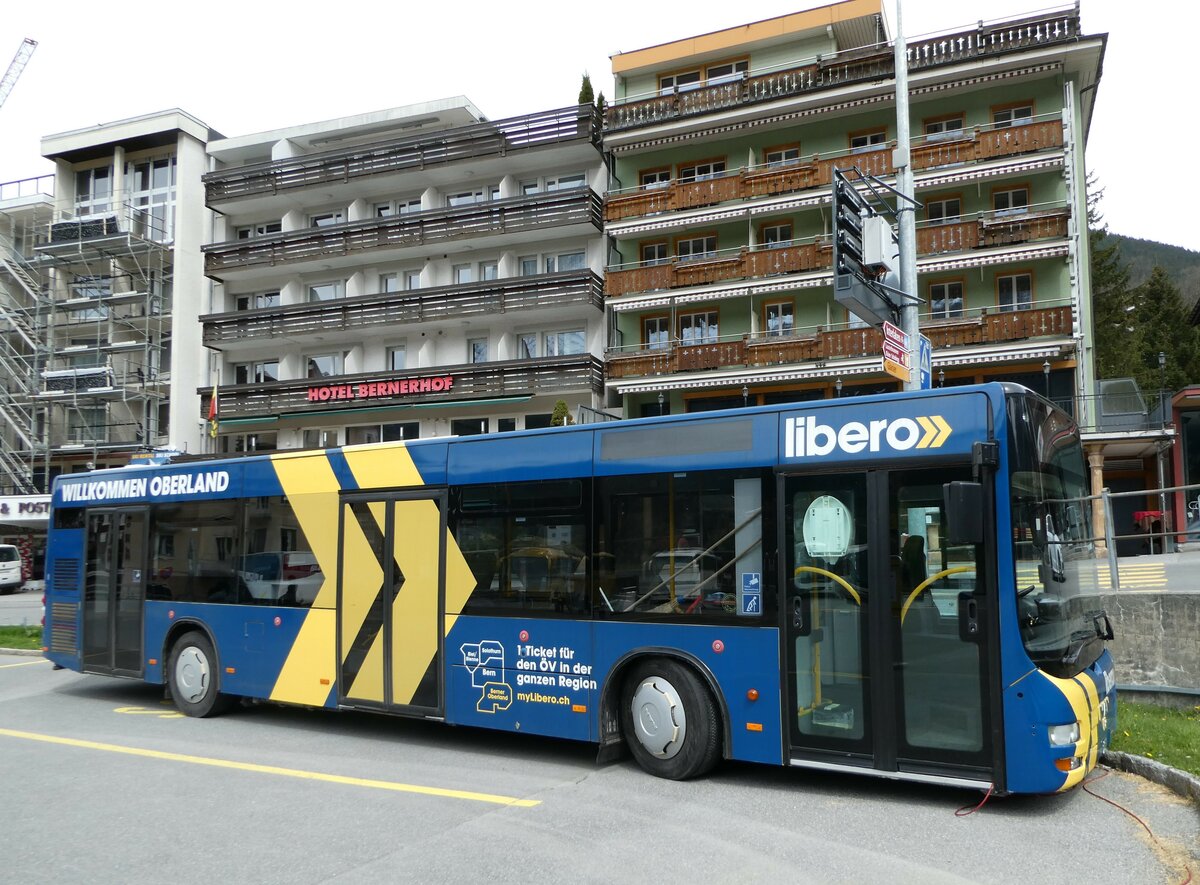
[236, 221, 281, 239]
[387, 344, 406, 371]
[992, 104, 1034, 128]
[74, 167, 113, 216]
[641, 242, 669, 265]
[640, 169, 671, 189]
[997, 273, 1033, 312]
[546, 251, 586, 273]
[850, 130, 886, 152]
[347, 422, 419, 445]
[451, 418, 488, 436]
[376, 198, 421, 216]
[520, 179, 540, 195]
[764, 146, 800, 167]
[309, 211, 344, 228]
[126, 156, 176, 241]
[762, 223, 792, 248]
[222, 431, 277, 453]
[234, 360, 279, 384]
[765, 301, 794, 337]
[924, 116, 965, 140]
[644, 316, 670, 350]
[993, 187, 1030, 215]
[659, 70, 701, 94]
[679, 310, 719, 345]
[497, 418, 517, 433]
[235, 291, 280, 311]
[306, 352, 344, 378]
[678, 160, 725, 182]
[545, 329, 586, 356]
[677, 235, 717, 262]
[518, 333, 538, 359]
[519, 255, 538, 276]
[303, 429, 339, 449]
[404, 269, 422, 290]
[468, 338, 488, 363]
[308, 281, 345, 302]
[453, 264, 474, 285]
[929, 281, 965, 319]
[479, 260, 499, 281]
[380, 273, 400, 293]
[705, 60, 748, 85]
[925, 197, 962, 224]
[547, 172, 586, 191]
[447, 187, 497, 207]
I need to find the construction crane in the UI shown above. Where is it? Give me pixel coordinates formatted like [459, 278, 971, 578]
[0, 38, 37, 110]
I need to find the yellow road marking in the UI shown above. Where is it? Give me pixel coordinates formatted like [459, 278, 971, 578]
[0, 727, 541, 807]
[114, 705, 184, 719]
[0, 658, 49, 669]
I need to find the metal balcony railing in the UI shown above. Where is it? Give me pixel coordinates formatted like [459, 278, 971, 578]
[204, 105, 601, 205]
[606, 6, 1081, 131]
[204, 188, 603, 277]
[202, 271, 603, 347]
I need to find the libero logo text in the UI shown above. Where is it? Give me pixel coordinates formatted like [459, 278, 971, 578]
[784, 415, 951, 458]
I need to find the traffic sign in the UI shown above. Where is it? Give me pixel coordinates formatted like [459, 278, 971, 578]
[882, 340, 911, 367]
[883, 357, 912, 383]
[882, 321, 910, 349]
[918, 335, 932, 390]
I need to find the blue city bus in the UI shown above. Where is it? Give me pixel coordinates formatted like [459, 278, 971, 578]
[42, 383, 1115, 794]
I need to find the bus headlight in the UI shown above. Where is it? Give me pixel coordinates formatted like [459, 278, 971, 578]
[1048, 722, 1080, 747]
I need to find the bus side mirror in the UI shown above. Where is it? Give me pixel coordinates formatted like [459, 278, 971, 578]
[944, 482, 984, 545]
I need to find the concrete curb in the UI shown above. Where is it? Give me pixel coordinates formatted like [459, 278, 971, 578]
[1102, 749, 1200, 805]
[0, 647, 43, 657]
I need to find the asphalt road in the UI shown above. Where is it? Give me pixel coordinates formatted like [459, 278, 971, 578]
[0, 585, 42, 626]
[1, 653, 1196, 885]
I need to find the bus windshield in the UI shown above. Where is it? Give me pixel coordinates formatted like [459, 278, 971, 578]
[1007, 392, 1106, 678]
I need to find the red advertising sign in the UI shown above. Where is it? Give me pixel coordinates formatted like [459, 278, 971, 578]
[307, 375, 454, 403]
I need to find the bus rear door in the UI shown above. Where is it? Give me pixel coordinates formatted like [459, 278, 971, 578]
[337, 491, 446, 717]
[82, 508, 147, 677]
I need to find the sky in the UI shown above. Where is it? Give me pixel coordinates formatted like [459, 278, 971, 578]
[1, 0, 1195, 250]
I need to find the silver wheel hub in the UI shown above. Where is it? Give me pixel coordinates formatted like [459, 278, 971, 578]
[175, 646, 210, 704]
[630, 676, 685, 758]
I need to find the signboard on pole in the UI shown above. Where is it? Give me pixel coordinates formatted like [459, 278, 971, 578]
[882, 321, 910, 350]
[882, 358, 912, 383]
[917, 334, 932, 390]
[882, 340, 911, 368]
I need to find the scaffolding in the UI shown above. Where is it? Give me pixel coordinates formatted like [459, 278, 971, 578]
[0, 175, 173, 493]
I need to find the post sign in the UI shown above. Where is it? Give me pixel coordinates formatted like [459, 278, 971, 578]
[882, 358, 912, 383]
[882, 340, 911, 367]
[882, 321, 910, 349]
[918, 335, 932, 390]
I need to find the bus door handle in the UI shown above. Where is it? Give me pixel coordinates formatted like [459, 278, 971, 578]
[958, 592, 980, 642]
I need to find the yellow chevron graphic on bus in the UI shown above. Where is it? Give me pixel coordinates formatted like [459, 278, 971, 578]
[915, 415, 952, 448]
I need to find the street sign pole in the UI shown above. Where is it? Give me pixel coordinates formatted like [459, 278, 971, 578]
[894, 0, 920, 391]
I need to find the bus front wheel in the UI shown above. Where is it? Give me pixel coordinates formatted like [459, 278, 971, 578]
[621, 658, 721, 780]
[168, 631, 233, 718]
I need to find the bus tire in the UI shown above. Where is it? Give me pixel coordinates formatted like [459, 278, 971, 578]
[168, 631, 232, 718]
[621, 658, 721, 780]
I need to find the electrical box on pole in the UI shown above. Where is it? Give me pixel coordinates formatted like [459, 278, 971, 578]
[832, 167, 898, 328]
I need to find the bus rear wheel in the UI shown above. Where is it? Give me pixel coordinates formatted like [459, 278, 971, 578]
[621, 658, 721, 780]
[168, 631, 233, 718]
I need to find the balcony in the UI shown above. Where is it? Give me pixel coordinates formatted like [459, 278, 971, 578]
[606, 304, 1073, 380]
[204, 354, 604, 419]
[606, 8, 1080, 132]
[203, 188, 603, 280]
[605, 119, 1064, 223]
[605, 205, 1069, 297]
[202, 271, 604, 347]
[203, 105, 600, 206]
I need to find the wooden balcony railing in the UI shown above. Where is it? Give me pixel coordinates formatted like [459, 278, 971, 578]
[605, 305, 1073, 380]
[204, 188, 603, 278]
[605, 208, 1068, 296]
[605, 120, 1064, 222]
[202, 354, 604, 419]
[606, 8, 1080, 131]
[204, 105, 601, 205]
[202, 271, 604, 347]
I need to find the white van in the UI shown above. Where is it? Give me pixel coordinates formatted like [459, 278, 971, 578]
[0, 545, 22, 594]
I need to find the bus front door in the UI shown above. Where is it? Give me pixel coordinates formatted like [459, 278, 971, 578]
[82, 509, 147, 676]
[337, 492, 446, 717]
[781, 466, 996, 787]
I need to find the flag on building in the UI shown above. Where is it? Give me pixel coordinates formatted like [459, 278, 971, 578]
[208, 385, 219, 439]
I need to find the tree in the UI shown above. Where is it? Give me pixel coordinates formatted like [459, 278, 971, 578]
[596, 91, 607, 115]
[578, 73, 594, 105]
[1130, 267, 1200, 394]
[550, 399, 574, 426]
[1087, 179, 1141, 380]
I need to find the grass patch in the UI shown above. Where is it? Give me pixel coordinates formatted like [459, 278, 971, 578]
[1110, 699, 1200, 777]
[0, 624, 42, 651]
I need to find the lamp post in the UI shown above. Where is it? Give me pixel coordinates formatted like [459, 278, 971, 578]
[1042, 359, 1051, 400]
[742, 385, 749, 408]
[938, 368, 945, 388]
[835, 377, 842, 398]
[1158, 351, 1167, 396]
[658, 392, 665, 416]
